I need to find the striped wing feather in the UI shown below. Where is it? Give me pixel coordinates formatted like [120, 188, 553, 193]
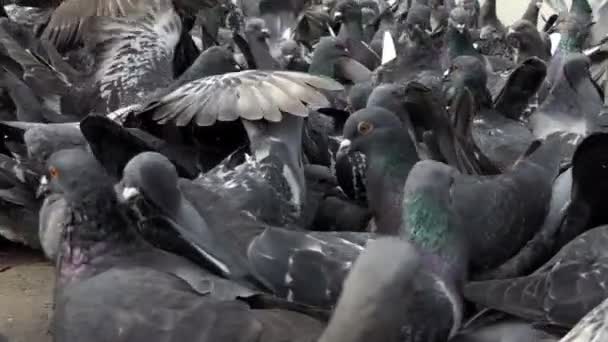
[143, 70, 343, 127]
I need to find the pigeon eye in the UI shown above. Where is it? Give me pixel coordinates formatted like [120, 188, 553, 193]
[357, 121, 374, 135]
[49, 166, 59, 179]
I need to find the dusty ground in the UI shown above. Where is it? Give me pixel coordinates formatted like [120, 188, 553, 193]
[0, 240, 53, 342]
[0, 3, 545, 342]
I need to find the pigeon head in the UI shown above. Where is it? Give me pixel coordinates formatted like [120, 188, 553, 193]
[23, 124, 87, 167]
[333, 0, 362, 23]
[359, 0, 379, 24]
[280, 39, 300, 55]
[405, 2, 432, 30]
[506, 19, 539, 49]
[479, 25, 501, 40]
[39, 148, 112, 201]
[177, 46, 241, 83]
[338, 107, 403, 158]
[449, 7, 470, 33]
[563, 53, 592, 83]
[312, 37, 349, 64]
[311, 37, 372, 82]
[444, 55, 490, 105]
[366, 83, 413, 124]
[119, 152, 181, 215]
[245, 17, 271, 40]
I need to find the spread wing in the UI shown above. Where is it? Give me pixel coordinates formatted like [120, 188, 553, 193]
[137, 70, 344, 126]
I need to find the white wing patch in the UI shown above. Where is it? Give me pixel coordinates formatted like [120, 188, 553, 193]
[91, 0, 181, 112]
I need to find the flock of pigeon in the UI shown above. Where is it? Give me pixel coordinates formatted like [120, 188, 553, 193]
[2, 0, 608, 341]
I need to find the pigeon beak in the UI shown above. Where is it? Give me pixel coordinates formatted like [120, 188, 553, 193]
[333, 11, 343, 22]
[327, 23, 337, 37]
[323, 5, 330, 12]
[336, 139, 352, 160]
[36, 176, 49, 199]
[284, 54, 294, 62]
[456, 24, 465, 33]
[261, 28, 271, 39]
[120, 186, 141, 201]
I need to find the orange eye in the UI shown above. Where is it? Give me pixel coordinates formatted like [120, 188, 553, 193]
[357, 121, 374, 135]
[49, 166, 59, 179]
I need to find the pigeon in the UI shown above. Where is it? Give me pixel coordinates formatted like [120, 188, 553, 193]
[545, 0, 594, 91]
[464, 223, 608, 328]
[332, 0, 380, 70]
[241, 17, 281, 70]
[444, 55, 535, 171]
[118, 151, 257, 281]
[118, 150, 374, 308]
[318, 237, 421, 342]
[507, 19, 552, 64]
[0, 152, 40, 248]
[80, 115, 200, 180]
[493, 56, 547, 121]
[309, 36, 372, 84]
[556, 132, 608, 251]
[0, 0, 182, 117]
[374, 25, 443, 87]
[559, 296, 608, 342]
[41, 147, 325, 342]
[474, 167, 573, 280]
[41, 0, 221, 51]
[337, 106, 419, 235]
[248, 226, 375, 308]
[0, 120, 85, 257]
[529, 53, 603, 141]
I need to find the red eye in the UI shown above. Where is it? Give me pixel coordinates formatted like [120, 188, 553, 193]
[49, 166, 59, 179]
[357, 121, 374, 135]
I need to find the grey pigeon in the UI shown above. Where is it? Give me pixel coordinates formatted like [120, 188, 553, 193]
[41, 148, 325, 342]
[318, 237, 421, 342]
[465, 224, 608, 328]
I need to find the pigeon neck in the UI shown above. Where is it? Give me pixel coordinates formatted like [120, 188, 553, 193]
[57, 188, 141, 285]
[338, 16, 364, 42]
[447, 27, 478, 60]
[364, 130, 419, 235]
[309, 58, 336, 79]
[401, 192, 469, 277]
[557, 33, 585, 53]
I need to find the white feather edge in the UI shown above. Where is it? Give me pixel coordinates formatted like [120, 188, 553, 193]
[381, 31, 397, 65]
[550, 32, 561, 55]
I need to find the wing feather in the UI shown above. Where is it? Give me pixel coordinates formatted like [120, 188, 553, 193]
[42, 0, 148, 50]
[137, 70, 344, 126]
[84, 0, 181, 113]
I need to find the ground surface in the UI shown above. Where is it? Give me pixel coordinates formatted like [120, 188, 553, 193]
[0, 241, 53, 342]
[0, 3, 538, 342]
